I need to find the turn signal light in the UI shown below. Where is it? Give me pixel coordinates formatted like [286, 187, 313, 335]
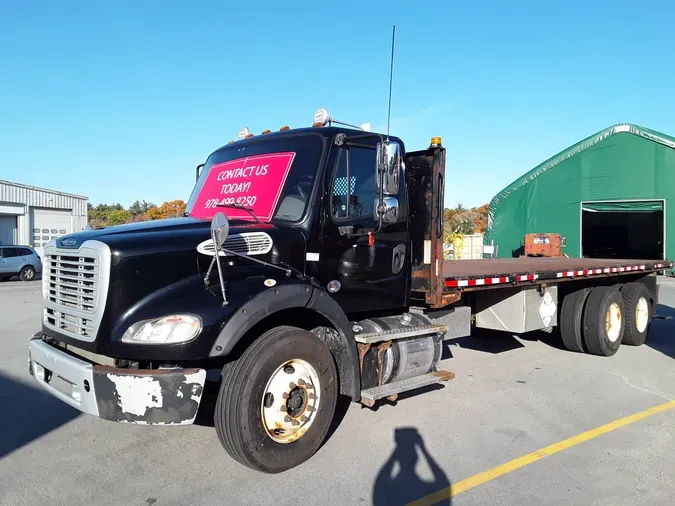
[430, 136, 442, 148]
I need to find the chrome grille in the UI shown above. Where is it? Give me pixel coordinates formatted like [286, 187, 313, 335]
[45, 254, 98, 312]
[42, 240, 111, 342]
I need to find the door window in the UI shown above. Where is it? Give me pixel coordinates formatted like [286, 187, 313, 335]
[2, 247, 19, 258]
[331, 146, 377, 220]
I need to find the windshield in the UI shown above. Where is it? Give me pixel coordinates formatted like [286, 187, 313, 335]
[186, 133, 324, 222]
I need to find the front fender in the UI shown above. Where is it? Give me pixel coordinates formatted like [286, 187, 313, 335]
[208, 283, 313, 356]
[209, 284, 361, 400]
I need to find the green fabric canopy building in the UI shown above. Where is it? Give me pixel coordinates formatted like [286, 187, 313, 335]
[485, 124, 675, 269]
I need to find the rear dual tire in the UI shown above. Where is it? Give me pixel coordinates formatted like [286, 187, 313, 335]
[582, 286, 624, 357]
[619, 282, 652, 346]
[559, 282, 652, 356]
[214, 326, 338, 473]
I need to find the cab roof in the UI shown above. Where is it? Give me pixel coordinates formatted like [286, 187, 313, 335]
[210, 125, 404, 156]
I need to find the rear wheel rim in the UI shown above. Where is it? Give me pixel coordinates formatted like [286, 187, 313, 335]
[635, 297, 649, 333]
[25, 269, 34, 279]
[261, 358, 321, 444]
[605, 302, 622, 342]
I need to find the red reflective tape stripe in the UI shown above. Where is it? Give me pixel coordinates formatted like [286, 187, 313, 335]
[517, 274, 538, 282]
[445, 276, 510, 288]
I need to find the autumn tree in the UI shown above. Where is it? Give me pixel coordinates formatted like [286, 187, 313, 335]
[145, 200, 187, 220]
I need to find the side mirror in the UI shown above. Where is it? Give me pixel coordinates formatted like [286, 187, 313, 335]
[373, 196, 400, 224]
[211, 212, 230, 248]
[196, 163, 205, 183]
[376, 140, 401, 195]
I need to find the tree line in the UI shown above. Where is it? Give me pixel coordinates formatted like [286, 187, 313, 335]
[87, 200, 187, 228]
[444, 203, 489, 239]
[88, 200, 490, 238]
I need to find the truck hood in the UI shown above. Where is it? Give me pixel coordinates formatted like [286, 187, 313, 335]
[42, 217, 309, 359]
[54, 216, 307, 275]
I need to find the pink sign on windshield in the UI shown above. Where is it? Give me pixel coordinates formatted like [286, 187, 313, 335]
[190, 152, 296, 221]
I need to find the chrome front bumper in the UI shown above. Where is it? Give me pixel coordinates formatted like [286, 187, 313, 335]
[28, 337, 207, 426]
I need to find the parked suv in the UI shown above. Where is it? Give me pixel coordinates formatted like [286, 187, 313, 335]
[0, 246, 42, 281]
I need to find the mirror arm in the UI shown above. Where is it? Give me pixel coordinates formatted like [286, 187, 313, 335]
[213, 244, 229, 307]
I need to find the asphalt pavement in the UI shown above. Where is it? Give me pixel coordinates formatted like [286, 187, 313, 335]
[1, 277, 673, 505]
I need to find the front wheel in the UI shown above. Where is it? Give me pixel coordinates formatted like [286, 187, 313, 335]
[214, 326, 338, 473]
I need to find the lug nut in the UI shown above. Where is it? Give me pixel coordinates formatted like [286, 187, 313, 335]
[280, 405, 287, 412]
[291, 419, 300, 426]
[284, 415, 292, 423]
[309, 393, 317, 400]
[300, 415, 308, 422]
[282, 392, 290, 399]
[289, 382, 297, 389]
[298, 378, 306, 386]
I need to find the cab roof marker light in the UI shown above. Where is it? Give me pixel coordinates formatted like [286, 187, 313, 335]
[238, 126, 251, 139]
[313, 107, 331, 127]
[261, 129, 271, 134]
[280, 125, 291, 131]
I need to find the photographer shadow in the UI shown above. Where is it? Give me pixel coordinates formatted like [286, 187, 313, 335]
[373, 427, 451, 505]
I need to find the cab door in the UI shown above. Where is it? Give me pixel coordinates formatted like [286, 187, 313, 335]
[315, 138, 409, 316]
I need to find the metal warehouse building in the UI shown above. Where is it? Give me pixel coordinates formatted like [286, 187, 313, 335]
[485, 124, 675, 269]
[0, 180, 89, 256]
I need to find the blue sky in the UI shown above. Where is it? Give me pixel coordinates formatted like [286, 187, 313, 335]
[2, 0, 674, 209]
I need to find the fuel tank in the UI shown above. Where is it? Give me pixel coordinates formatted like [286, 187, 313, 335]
[356, 313, 444, 390]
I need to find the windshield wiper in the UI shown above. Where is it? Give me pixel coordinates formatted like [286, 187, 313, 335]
[217, 202, 261, 223]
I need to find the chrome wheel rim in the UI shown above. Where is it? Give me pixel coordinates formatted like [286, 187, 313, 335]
[261, 359, 321, 444]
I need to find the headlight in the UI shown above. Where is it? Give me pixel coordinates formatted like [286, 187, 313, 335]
[121, 314, 202, 345]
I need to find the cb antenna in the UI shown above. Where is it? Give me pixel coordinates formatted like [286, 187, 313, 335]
[386, 24, 396, 140]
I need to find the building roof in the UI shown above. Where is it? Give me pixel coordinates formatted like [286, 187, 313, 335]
[0, 180, 88, 200]
[488, 123, 675, 210]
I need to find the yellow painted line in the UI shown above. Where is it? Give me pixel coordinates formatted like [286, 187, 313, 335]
[408, 400, 675, 506]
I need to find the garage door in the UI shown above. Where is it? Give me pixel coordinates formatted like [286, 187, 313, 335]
[0, 215, 17, 246]
[32, 208, 72, 256]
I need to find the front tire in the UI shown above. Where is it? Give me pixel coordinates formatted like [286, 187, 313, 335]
[215, 326, 338, 473]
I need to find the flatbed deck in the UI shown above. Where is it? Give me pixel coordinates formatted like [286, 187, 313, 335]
[443, 257, 672, 289]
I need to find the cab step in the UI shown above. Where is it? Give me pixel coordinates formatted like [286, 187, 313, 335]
[359, 370, 455, 407]
[354, 324, 449, 344]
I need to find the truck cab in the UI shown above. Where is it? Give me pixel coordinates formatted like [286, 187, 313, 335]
[27, 110, 451, 472]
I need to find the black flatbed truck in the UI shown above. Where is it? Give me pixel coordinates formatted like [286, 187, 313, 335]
[27, 111, 673, 473]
